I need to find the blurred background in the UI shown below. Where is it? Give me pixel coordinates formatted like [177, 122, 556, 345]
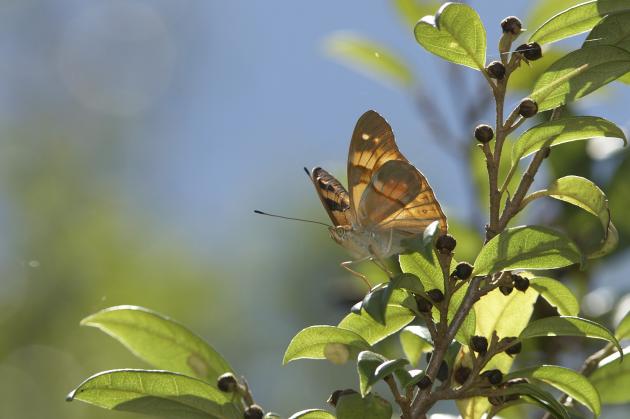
[0, 0, 629, 418]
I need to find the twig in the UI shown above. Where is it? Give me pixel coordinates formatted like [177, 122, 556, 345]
[385, 375, 412, 419]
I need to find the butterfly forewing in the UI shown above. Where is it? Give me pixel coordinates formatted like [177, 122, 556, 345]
[347, 110, 407, 211]
[309, 167, 356, 227]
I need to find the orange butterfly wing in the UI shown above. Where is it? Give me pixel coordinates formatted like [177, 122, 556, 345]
[308, 167, 356, 227]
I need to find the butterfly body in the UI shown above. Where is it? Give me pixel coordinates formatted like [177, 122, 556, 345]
[309, 110, 447, 265]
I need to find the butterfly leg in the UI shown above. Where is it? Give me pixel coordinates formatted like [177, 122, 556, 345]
[340, 260, 372, 290]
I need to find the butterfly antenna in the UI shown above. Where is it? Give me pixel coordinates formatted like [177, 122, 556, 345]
[254, 210, 331, 227]
[303, 167, 311, 177]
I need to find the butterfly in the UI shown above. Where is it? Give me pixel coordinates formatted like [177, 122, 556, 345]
[307, 110, 447, 280]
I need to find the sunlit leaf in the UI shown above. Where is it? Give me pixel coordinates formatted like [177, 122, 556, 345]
[615, 310, 630, 340]
[449, 282, 476, 344]
[590, 346, 630, 404]
[503, 383, 570, 419]
[357, 351, 388, 396]
[472, 226, 583, 276]
[399, 221, 444, 291]
[66, 369, 242, 419]
[511, 116, 627, 162]
[394, 368, 425, 389]
[335, 392, 392, 419]
[80, 305, 233, 382]
[400, 326, 433, 366]
[527, 0, 585, 37]
[338, 305, 415, 345]
[414, 3, 486, 70]
[520, 316, 622, 354]
[530, 46, 630, 111]
[288, 409, 335, 419]
[584, 10, 630, 84]
[507, 365, 601, 416]
[529, 0, 630, 45]
[283, 326, 370, 364]
[529, 276, 580, 316]
[325, 33, 414, 88]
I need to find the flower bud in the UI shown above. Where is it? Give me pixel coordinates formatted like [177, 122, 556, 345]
[217, 373, 238, 392]
[470, 335, 488, 355]
[244, 404, 264, 419]
[427, 289, 445, 303]
[486, 61, 506, 80]
[417, 375, 432, 390]
[453, 262, 474, 280]
[482, 369, 504, 386]
[499, 285, 513, 296]
[501, 16, 522, 35]
[518, 98, 538, 118]
[436, 234, 456, 254]
[513, 275, 530, 292]
[474, 124, 494, 144]
[454, 366, 472, 385]
[505, 341, 522, 356]
[524, 42, 542, 61]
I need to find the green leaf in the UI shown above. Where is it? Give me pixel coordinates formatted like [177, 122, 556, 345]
[372, 358, 409, 387]
[392, 0, 441, 29]
[335, 392, 392, 419]
[472, 226, 583, 276]
[338, 305, 415, 345]
[615, 310, 630, 340]
[448, 283, 476, 344]
[288, 410, 336, 419]
[503, 383, 570, 419]
[584, 11, 630, 51]
[529, 0, 630, 45]
[357, 351, 388, 396]
[391, 272, 425, 295]
[529, 277, 580, 316]
[509, 50, 567, 92]
[530, 46, 630, 112]
[414, 2, 486, 70]
[399, 223, 443, 292]
[324, 33, 413, 88]
[590, 346, 630, 404]
[80, 305, 233, 382]
[507, 365, 601, 416]
[283, 326, 370, 364]
[511, 116, 627, 163]
[520, 315, 622, 354]
[362, 284, 393, 325]
[526, 176, 619, 258]
[66, 369, 242, 419]
[395, 369, 426, 389]
[400, 326, 433, 366]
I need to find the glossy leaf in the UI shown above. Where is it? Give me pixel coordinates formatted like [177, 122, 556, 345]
[400, 326, 433, 366]
[414, 3, 486, 70]
[338, 304, 414, 345]
[325, 33, 413, 87]
[503, 383, 569, 419]
[283, 326, 370, 364]
[472, 226, 583, 276]
[335, 392, 392, 419]
[520, 316, 622, 354]
[372, 359, 409, 386]
[288, 409, 335, 419]
[66, 369, 242, 419]
[399, 222, 443, 291]
[584, 11, 630, 84]
[529, 277, 580, 316]
[80, 305, 233, 382]
[590, 346, 630, 404]
[529, 0, 630, 45]
[615, 310, 630, 340]
[508, 365, 601, 415]
[395, 369, 426, 389]
[530, 46, 630, 112]
[361, 284, 394, 325]
[511, 116, 627, 162]
[357, 351, 388, 396]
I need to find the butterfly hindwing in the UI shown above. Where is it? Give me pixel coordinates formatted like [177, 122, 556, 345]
[309, 167, 355, 227]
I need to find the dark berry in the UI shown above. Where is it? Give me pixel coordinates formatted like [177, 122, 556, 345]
[427, 289, 445, 303]
[470, 335, 488, 355]
[518, 98, 538, 118]
[501, 16, 522, 35]
[415, 295, 433, 313]
[453, 262, 474, 280]
[454, 366, 472, 385]
[523, 42, 542, 60]
[217, 373, 238, 392]
[417, 375, 432, 390]
[513, 275, 530, 292]
[474, 124, 494, 144]
[436, 234, 456, 254]
[486, 61, 506, 80]
[244, 404, 264, 419]
[505, 341, 522, 356]
[483, 369, 504, 386]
